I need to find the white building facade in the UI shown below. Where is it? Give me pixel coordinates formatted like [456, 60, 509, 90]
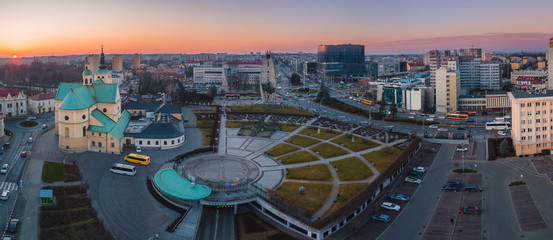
[29, 92, 56, 114]
[435, 68, 460, 113]
[0, 90, 27, 117]
[479, 63, 501, 90]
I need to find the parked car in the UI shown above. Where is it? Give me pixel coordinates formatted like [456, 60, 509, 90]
[20, 151, 27, 157]
[456, 146, 468, 152]
[405, 176, 422, 184]
[429, 125, 438, 129]
[3, 235, 14, 240]
[0, 190, 9, 200]
[459, 206, 481, 214]
[447, 181, 464, 187]
[41, 123, 48, 129]
[28, 138, 33, 143]
[425, 118, 434, 121]
[381, 202, 401, 211]
[413, 166, 426, 173]
[389, 194, 410, 202]
[465, 184, 482, 192]
[8, 219, 18, 233]
[0, 164, 7, 174]
[371, 214, 391, 223]
[498, 131, 507, 136]
[442, 184, 462, 192]
[409, 112, 417, 116]
[136, 146, 142, 153]
[438, 115, 445, 119]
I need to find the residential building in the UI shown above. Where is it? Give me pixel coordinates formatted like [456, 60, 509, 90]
[29, 92, 56, 114]
[87, 54, 100, 74]
[133, 54, 140, 69]
[403, 87, 426, 111]
[508, 90, 553, 156]
[516, 76, 547, 90]
[458, 56, 481, 89]
[55, 48, 131, 154]
[113, 55, 123, 71]
[435, 67, 460, 113]
[546, 37, 553, 89]
[510, 70, 547, 84]
[482, 51, 492, 62]
[427, 50, 441, 87]
[193, 66, 229, 84]
[0, 90, 27, 117]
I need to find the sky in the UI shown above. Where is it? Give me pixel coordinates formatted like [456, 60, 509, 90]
[1, 0, 552, 57]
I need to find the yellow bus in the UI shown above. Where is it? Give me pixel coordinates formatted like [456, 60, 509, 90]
[124, 153, 151, 165]
[360, 99, 373, 106]
[446, 113, 468, 120]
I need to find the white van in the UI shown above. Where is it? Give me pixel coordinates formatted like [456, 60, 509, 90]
[109, 163, 136, 176]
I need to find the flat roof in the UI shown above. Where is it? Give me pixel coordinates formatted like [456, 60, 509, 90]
[510, 90, 553, 99]
[154, 169, 211, 201]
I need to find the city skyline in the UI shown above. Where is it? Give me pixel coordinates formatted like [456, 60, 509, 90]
[1, 0, 553, 57]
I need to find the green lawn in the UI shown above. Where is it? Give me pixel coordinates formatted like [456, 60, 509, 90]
[42, 161, 66, 183]
[279, 151, 319, 165]
[331, 135, 380, 152]
[200, 128, 214, 145]
[276, 182, 333, 215]
[196, 120, 215, 128]
[323, 183, 367, 217]
[226, 121, 247, 128]
[331, 157, 374, 181]
[310, 143, 348, 158]
[266, 144, 299, 157]
[361, 147, 402, 173]
[286, 135, 321, 147]
[286, 164, 332, 181]
[299, 127, 340, 140]
[277, 123, 301, 132]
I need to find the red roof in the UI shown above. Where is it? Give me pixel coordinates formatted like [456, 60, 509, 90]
[29, 92, 57, 101]
[0, 89, 21, 98]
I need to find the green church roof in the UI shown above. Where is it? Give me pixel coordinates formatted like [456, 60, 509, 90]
[58, 87, 96, 110]
[55, 83, 82, 101]
[109, 110, 130, 140]
[82, 70, 93, 76]
[95, 69, 110, 74]
[154, 169, 211, 201]
[90, 109, 116, 130]
[88, 109, 130, 141]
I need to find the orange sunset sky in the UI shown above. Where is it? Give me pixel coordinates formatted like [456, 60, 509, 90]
[1, 0, 553, 57]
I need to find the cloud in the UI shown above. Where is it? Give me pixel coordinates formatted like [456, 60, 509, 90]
[365, 32, 551, 54]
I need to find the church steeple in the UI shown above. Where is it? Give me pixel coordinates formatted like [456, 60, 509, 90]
[98, 45, 107, 70]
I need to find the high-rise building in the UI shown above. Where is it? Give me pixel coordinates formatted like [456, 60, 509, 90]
[435, 67, 460, 113]
[509, 90, 553, 156]
[113, 55, 123, 71]
[87, 54, 100, 73]
[546, 38, 553, 89]
[260, 52, 277, 104]
[428, 50, 441, 87]
[133, 54, 140, 69]
[317, 44, 366, 79]
[479, 63, 501, 90]
[458, 56, 481, 89]
[482, 51, 492, 62]
[469, 48, 482, 58]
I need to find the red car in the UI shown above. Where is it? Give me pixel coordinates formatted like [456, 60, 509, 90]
[459, 206, 480, 214]
[20, 151, 27, 157]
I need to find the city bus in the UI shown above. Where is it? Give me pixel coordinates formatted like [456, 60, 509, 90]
[360, 98, 374, 106]
[485, 121, 511, 130]
[109, 163, 136, 176]
[452, 111, 477, 116]
[446, 113, 469, 120]
[124, 153, 151, 165]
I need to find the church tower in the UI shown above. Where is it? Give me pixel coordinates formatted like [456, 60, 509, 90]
[82, 58, 93, 85]
[94, 46, 113, 83]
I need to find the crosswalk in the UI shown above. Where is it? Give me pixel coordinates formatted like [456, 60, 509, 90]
[0, 182, 19, 191]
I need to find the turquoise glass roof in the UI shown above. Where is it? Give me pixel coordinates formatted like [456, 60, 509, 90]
[58, 88, 96, 110]
[154, 169, 211, 201]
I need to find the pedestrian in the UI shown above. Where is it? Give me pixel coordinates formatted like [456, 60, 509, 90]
[450, 218, 454, 224]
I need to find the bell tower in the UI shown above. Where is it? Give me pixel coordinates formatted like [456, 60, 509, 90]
[82, 58, 93, 85]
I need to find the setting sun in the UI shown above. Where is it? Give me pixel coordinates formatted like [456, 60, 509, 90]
[12, 55, 17, 58]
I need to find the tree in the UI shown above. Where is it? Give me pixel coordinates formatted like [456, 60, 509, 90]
[290, 73, 301, 86]
[316, 84, 331, 105]
[378, 95, 387, 114]
[499, 138, 514, 156]
[390, 98, 398, 117]
[208, 85, 218, 97]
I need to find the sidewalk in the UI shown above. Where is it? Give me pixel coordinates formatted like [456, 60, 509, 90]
[18, 157, 42, 240]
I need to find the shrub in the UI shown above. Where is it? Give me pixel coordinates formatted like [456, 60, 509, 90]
[453, 168, 477, 173]
[499, 138, 514, 156]
[509, 181, 526, 186]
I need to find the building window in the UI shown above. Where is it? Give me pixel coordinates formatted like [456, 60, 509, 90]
[528, 120, 532, 124]
[111, 137, 113, 140]
[83, 126, 86, 137]
[537, 135, 541, 139]
[521, 103, 525, 108]
[65, 116, 69, 121]
[103, 108, 107, 113]
[522, 145, 526, 149]
[521, 120, 525, 125]
[99, 133, 102, 136]
[64, 127, 69, 137]
[139, 141, 142, 145]
[522, 129, 526, 133]
[537, 119, 541, 123]
[92, 132, 94, 136]
[537, 111, 540, 115]
[171, 140, 174, 145]
[543, 127, 547, 131]
[529, 136, 532, 140]
[111, 142, 115, 148]
[155, 141, 159, 145]
[528, 128, 532, 132]
[92, 141, 95, 147]
[164, 141, 167, 145]
[99, 142, 102, 147]
[537, 144, 541, 147]
[178, 139, 180, 143]
[529, 145, 533, 149]
[82, 114, 86, 119]
[522, 136, 526, 140]
[147, 141, 151, 145]
[544, 143, 548, 147]
[528, 103, 532, 107]
[528, 112, 532, 116]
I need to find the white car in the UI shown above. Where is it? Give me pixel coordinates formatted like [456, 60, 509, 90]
[429, 114, 435, 118]
[0, 164, 8, 174]
[381, 202, 401, 211]
[405, 176, 422, 184]
[429, 125, 438, 129]
[425, 118, 434, 121]
[413, 166, 426, 173]
[456, 146, 468, 152]
[437, 128, 448, 132]
[498, 131, 507, 136]
[136, 146, 142, 153]
[438, 116, 445, 119]
[409, 112, 417, 116]
[0, 190, 9, 201]
[408, 116, 415, 119]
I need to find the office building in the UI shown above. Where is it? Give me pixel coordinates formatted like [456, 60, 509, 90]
[509, 90, 553, 156]
[458, 56, 481, 89]
[435, 67, 460, 113]
[480, 63, 501, 90]
[133, 54, 140, 69]
[317, 44, 367, 79]
[546, 38, 553, 89]
[113, 55, 123, 71]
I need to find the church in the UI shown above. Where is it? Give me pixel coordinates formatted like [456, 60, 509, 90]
[55, 48, 130, 154]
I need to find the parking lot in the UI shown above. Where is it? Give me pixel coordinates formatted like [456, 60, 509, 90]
[510, 185, 547, 231]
